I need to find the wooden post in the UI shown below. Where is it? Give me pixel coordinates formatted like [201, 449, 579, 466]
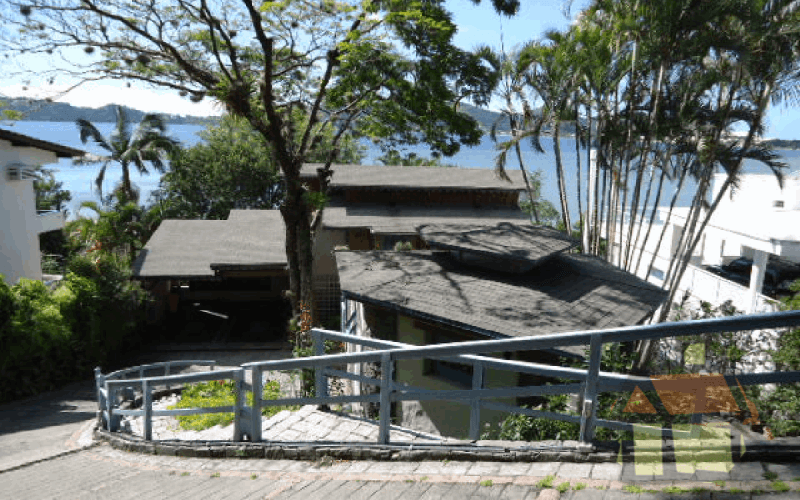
[469, 361, 485, 441]
[579, 334, 603, 445]
[378, 353, 394, 445]
[142, 379, 152, 440]
[251, 367, 263, 442]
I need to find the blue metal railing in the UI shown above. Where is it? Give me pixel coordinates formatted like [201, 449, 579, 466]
[95, 309, 800, 447]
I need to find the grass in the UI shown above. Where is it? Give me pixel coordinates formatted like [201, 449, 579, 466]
[729, 488, 743, 493]
[556, 482, 570, 493]
[573, 483, 586, 491]
[480, 480, 493, 487]
[713, 480, 726, 488]
[210, 472, 220, 478]
[536, 475, 555, 488]
[623, 485, 644, 493]
[171, 380, 295, 430]
[250, 474, 257, 480]
[181, 472, 190, 477]
[764, 471, 779, 480]
[773, 481, 790, 492]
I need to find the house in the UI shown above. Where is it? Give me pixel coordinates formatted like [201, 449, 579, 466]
[0, 128, 85, 284]
[336, 221, 668, 437]
[131, 210, 291, 338]
[302, 163, 530, 320]
[610, 172, 800, 314]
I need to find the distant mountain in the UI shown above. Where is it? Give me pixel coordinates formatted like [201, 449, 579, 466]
[0, 96, 218, 125]
[457, 102, 576, 136]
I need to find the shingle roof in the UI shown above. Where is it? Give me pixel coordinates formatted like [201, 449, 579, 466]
[322, 202, 529, 235]
[335, 251, 667, 340]
[0, 128, 86, 158]
[418, 222, 578, 265]
[301, 164, 526, 191]
[132, 210, 287, 279]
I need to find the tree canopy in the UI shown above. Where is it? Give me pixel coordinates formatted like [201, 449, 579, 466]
[3, 0, 519, 323]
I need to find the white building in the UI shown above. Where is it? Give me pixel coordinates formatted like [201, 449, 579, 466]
[606, 172, 800, 314]
[0, 128, 85, 284]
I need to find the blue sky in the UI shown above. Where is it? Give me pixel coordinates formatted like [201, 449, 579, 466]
[2, 0, 799, 139]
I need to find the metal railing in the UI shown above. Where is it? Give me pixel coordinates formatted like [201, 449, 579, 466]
[95, 310, 800, 447]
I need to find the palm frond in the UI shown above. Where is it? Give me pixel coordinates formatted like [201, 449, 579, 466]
[75, 118, 112, 152]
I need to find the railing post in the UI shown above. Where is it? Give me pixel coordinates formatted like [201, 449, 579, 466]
[94, 367, 106, 428]
[142, 379, 152, 440]
[165, 362, 171, 392]
[234, 370, 245, 441]
[251, 367, 263, 442]
[104, 380, 120, 433]
[378, 352, 394, 445]
[579, 333, 603, 447]
[313, 329, 328, 410]
[469, 361, 485, 441]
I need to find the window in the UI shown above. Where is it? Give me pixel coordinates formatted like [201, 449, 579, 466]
[774, 200, 785, 208]
[420, 322, 478, 387]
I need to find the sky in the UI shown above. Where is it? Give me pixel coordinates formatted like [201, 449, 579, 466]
[1, 0, 799, 139]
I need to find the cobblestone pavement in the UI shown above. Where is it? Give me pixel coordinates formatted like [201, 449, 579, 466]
[2, 443, 800, 499]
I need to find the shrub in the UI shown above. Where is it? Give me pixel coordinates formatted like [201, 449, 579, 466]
[0, 252, 147, 403]
[172, 379, 294, 430]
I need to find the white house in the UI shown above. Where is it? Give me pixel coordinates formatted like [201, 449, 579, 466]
[607, 172, 800, 314]
[0, 128, 85, 284]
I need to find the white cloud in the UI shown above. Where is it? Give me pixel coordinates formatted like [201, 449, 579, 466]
[1, 81, 223, 117]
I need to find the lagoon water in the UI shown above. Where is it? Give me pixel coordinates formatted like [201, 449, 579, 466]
[8, 121, 800, 220]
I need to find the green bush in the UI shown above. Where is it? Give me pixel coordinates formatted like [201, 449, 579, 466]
[172, 379, 295, 430]
[0, 252, 147, 403]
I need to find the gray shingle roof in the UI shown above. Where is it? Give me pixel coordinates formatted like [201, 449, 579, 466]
[301, 164, 526, 191]
[322, 203, 529, 235]
[132, 210, 287, 279]
[418, 222, 578, 265]
[335, 251, 667, 340]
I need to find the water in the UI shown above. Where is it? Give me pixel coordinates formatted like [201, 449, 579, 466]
[7, 121, 800, 221]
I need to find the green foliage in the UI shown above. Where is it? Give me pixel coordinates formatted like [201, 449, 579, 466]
[744, 282, 800, 437]
[518, 171, 560, 227]
[172, 379, 294, 430]
[34, 166, 72, 214]
[66, 191, 161, 263]
[75, 106, 178, 201]
[536, 475, 555, 488]
[0, 254, 146, 402]
[376, 150, 455, 167]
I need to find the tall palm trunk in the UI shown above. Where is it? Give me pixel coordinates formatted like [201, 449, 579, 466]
[553, 120, 572, 233]
[634, 167, 666, 275]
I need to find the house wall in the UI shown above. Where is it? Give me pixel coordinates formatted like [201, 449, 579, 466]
[0, 141, 59, 284]
[393, 314, 520, 439]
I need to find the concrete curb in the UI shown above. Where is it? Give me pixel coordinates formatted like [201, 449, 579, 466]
[93, 428, 800, 464]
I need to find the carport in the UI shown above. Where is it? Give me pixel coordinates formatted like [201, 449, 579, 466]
[132, 210, 290, 342]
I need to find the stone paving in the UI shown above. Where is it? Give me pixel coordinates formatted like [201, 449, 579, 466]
[122, 402, 444, 443]
[2, 442, 800, 499]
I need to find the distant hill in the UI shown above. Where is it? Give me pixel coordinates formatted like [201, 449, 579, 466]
[458, 102, 576, 136]
[1, 95, 584, 137]
[0, 96, 218, 125]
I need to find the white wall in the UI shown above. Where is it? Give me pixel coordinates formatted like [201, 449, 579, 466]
[0, 139, 59, 284]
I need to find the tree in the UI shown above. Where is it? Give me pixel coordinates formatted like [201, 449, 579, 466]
[3, 0, 520, 324]
[160, 114, 363, 220]
[33, 166, 72, 213]
[477, 42, 544, 224]
[75, 105, 178, 201]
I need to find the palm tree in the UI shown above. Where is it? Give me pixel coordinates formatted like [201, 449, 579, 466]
[478, 41, 544, 224]
[75, 106, 178, 201]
